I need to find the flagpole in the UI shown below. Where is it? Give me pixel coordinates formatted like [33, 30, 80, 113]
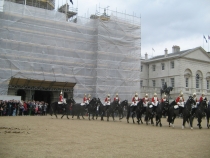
[203, 35, 204, 50]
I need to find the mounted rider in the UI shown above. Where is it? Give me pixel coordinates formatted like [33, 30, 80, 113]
[105, 94, 111, 110]
[176, 91, 185, 114]
[142, 93, 149, 108]
[58, 91, 64, 104]
[152, 93, 159, 112]
[81, 94, 89, 106]
[191, 93, 198, 116]
[161, 94, 167, 103]
[199, 92, 206, 103]
[131, 92, 140, 106]
[114, 93, 120, 104]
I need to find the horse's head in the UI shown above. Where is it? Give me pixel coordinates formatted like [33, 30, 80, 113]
[67, 98, 76, 104]
[113, 100, 119, 107]
[200, 97, 208, 108]
[188, 96, 196, 105]
[121, 100, 128, 107]
[97, 98, 103, 106]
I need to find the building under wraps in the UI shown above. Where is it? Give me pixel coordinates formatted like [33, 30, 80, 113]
[0, 1, 141, 103]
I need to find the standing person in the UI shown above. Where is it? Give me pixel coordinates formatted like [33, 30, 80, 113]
[176, 92, 184, 114]
[114, 93, 120, 104]
[105, 94, 111, 110]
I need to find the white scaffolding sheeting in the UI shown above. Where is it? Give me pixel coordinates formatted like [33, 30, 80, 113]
[0, 1, 141, 102]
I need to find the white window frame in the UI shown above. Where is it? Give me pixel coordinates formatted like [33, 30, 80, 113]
[170, 61, 174, 69]
[185, 78, 189, 88]
[170, 78, 175, 87]
[152, 80, 156, 87]
[161, 63, 165, 70]
[152, 65, 156, 71]
[196, 74, 200, 89]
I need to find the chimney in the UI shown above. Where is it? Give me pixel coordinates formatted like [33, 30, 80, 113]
[145, 53, 148, 60]
[164, 48, 168, 57]
[172, 45, 180, 53]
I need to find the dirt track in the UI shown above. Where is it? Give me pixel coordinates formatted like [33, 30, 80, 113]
[0, 115, 210, 158]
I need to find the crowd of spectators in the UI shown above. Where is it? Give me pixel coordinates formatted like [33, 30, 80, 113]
[0, 100, 48, 116]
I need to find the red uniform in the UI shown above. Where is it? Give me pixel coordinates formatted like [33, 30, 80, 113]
[152, 97, 159, 102]
[142, 97, 149, 104]
[83, 97, 88, 103]
[176, 96, 184, 104]
[199, 96, 205, 102]
[161, 98, 167, 103]
[114, 97, 120, 102]
[59, 95, 63, 102]
[132, 96, 140, 104]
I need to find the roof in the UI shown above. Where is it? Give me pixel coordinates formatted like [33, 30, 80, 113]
[149, 49, 193, 60]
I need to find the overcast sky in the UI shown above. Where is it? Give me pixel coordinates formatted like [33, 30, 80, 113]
[56, 0, 210, 58]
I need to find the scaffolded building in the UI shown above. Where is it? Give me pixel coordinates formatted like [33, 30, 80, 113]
[0, 1, 141, 103]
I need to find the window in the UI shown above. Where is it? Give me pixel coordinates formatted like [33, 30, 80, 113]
[196, 74, 200, 88]
[207, 80, 209, 89]
[161, 63, 165, 70]
[152, 80, 156, 87]
[170, 78, 175, 87]
[140, 80, 143, 87]
[161, 79, 165, 88]
[185, 78, 189, 87]
[141, 65, 143, 72]
[152, 65, 156, 71]
[171, 61, 174, 69]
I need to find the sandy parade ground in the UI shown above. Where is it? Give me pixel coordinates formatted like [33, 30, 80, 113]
[0, 115, 210, 158]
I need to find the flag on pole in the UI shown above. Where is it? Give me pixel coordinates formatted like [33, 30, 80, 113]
[152, 48, 155, 52]
[69, 0, 73, 5]
[203, 35, 207, 43]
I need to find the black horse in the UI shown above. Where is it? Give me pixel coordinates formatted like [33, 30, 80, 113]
[106, 100, 119, 121]
[116, 100, 128, 120]
[71, 99, 86, 120]
[167, 100, 178, 128]
[145, 102, 155, 125]
[190, 98, 207, 129]
[126, 99, 144, 124]
[97, 98, 107, 121]
[86, 98, 98, 120]
[50, 98, 73, 119]
[155, 100, 169, 127]
[205, 101, 210, 129]
[182, 96, 196, 129]
[160, 87, 173, 99]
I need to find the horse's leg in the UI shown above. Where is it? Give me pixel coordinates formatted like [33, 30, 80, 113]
[156, 115, 159, 126]
[207, 115, 209, 129]
[159, 117, 162, 127]
[88, 112, 91, 121]
[182, 117, 185, 129]
[132, 112, 135, 124]
[198, 117, 202, 129]
[112, 112, 115, 121]
[126, 108, 130, 123]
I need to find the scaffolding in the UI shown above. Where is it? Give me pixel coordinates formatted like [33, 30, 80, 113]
[0, 1, 141, 102]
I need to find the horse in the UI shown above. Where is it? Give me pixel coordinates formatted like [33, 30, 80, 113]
[116, 100, 128, 120]
[97, 98, 107, 121]
[50, 98, 72, 119]
[126, 99, 144, 124]
[71, 98, 86, 120]
[86, 98, 98, 120]
[145, 102, 155, 125]
[205, 101, 210, 129]
[155, 100, 169, 127]
[106, 100, 119, 121]
[160, 86, 173, 98]
[190, 98, 207, 129]
[181, 96, 196, 129]
[167, 100, 178, 128]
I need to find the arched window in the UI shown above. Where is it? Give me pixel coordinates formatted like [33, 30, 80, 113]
[184, 69, 192, 89]
[195, 70, 203, 89]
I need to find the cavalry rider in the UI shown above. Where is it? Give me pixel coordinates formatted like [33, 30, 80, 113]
[199, 92, 206, 103]
[131, 92, 140, 111]
[152, 93, 159, 113]
[81, 94, 88, 107]
[161, 94, 167, 103]
[191, 93, 198, 116]
[176, 92, 185, 114]
[143, 93, 149, 108]
[114, 93, 120, 104]
[105, 94, 111, 110]
[58, 91, 64, 107]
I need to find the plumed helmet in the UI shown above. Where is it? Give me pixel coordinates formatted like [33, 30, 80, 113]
[60, 90, 63, 95]
[180, 91, 183, 96]
[193, 93, 196, 96]
[116, 93, 118, 96]
[88, 94, 91, 97]
[107, 94, 110, 97]
[84, 94, 86, 96]
[135, 92, 138, 96]
[202, 92, 205, 96]
[154, 93, 157, 96]
[145, 94, 148, 97]
[164, 94, 166, 98]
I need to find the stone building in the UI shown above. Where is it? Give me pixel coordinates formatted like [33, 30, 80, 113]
[140, 45, 210, 100]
